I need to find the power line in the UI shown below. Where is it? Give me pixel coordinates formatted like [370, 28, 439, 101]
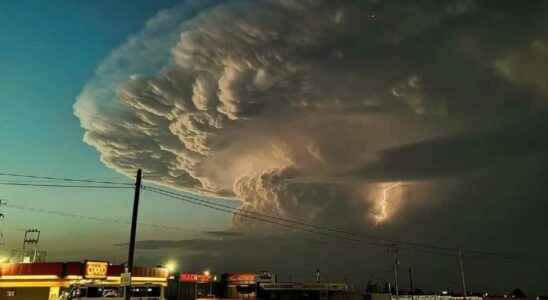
[142, 187, 470, 255]
[146, 187, 513, 261]
[0, 171, 132, 185]
[0, 173, 452, 254]
[144, 185, 416, 246]
[144, 187, 470, 258]
[142, 186, 385, 245]
[143, 185, 544, 262]
[0, 182, 132, 189]
[5, 202, 198, 233]
[0, 171, 543, 263]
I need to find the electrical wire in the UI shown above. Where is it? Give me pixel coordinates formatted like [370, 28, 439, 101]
[144, 185, 543, 262]
[142, 186, 386, 245]
[0, 171, 132, 185]
[0, 171, 542, 263]
[0, 182, 132, 189]
[5, 203, 197, 233]
[143, 186, 468, 257]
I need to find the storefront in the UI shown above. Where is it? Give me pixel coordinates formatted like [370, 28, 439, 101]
[257, 282, 351, 300]
[221, 273, 258, 300]
[0, 261, 168, 300]
[166, 272, 215, 300]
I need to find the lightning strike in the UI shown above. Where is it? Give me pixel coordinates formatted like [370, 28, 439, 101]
[372, 182, 404, 225]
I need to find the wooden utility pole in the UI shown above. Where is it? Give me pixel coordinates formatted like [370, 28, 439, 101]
[457, 249, 468, 299]
[408, 267, 414, 300]
[388, 245, 400, 300]
[125, 169, 142, 300]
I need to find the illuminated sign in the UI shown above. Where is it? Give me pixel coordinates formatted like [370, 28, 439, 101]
[121, 272, 132, 286]
[84, 261, 108, 279]
[180, 273, 211, 282]
[227, 273, 256, 282]
[256, 271, 274, 283]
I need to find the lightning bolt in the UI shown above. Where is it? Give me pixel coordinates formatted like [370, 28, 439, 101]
[373, 182, 403, 225]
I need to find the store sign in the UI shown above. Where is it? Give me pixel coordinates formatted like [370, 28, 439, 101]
[84, 261, 109, 279]
[121, 272, 132, 286]
[180, 273, 211, 282]
[256, 271, 274, 283]
[227, 273, 256, 282]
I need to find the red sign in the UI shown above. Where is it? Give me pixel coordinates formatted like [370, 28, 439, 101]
[180, 273, 211, 282]
[227, 273, 256, 282]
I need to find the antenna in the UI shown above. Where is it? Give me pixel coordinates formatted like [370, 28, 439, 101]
[13, 228, 45, 263]
[23, 228, 40, 250]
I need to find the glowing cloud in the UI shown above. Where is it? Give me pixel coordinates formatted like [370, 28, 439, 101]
[74, 0, 548, 228]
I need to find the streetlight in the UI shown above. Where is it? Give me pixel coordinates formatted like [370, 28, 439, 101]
[204, 270, 212, 297]
[165, 261, 177, 274]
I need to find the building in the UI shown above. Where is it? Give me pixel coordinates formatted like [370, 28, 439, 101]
[256, 282, 358, 300]
[221, 272, 260, 299]
[166, 272, 216, 300]
[366, 294, 483, 300]
[0, 260, 168, 300]
[167, 271, 358, 300]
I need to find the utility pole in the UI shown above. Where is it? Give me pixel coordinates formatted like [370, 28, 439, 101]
[0, 199, 6, 246]
[408, 267, 414, 300]
[125, 169, 142, 300]
[388, 245, 400, 300]
[457, 249, 468, 299]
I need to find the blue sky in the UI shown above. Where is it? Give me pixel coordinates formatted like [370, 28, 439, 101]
[0, 0, 231, 263]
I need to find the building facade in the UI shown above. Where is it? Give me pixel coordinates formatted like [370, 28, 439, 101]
[0, 261, 168, 300]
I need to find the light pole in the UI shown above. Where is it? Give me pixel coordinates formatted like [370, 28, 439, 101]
[204, 270, 212, 297]
[457, 250, 467, 299]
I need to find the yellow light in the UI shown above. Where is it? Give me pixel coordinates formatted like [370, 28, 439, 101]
[203, 270, 210, 276]
[49, 286, 60, 299]
[0, 275, 60, 280]
[165, 261, 177, 273]
[0, 281, 66, 288]
[106, 276, 167, 283]
[132, 276, 168, 282]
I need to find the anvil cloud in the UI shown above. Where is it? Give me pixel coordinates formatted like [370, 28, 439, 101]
[77, 3, 548, 290]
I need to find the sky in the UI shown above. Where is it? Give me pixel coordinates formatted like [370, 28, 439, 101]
[0, 0, 231, 264]
[2, 0, 548, 295]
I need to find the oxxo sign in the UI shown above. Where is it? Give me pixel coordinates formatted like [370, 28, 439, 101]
[84, 261, 109, 279]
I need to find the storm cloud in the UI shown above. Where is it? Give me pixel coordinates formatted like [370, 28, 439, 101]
[76, 0, 548, 291]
